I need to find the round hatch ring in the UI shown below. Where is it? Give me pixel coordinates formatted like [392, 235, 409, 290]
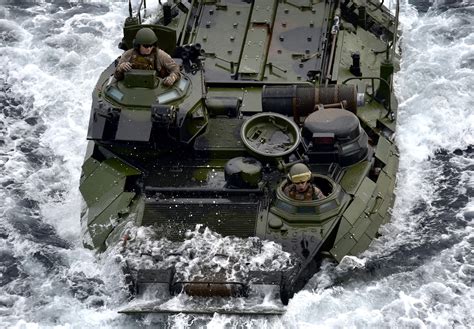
[240, 112, 301, 158]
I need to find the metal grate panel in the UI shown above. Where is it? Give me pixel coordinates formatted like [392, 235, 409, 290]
[143, 199, 259, 240]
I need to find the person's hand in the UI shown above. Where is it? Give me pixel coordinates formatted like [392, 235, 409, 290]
[118, 62, 132, 72]
[162, 76, 175, 87]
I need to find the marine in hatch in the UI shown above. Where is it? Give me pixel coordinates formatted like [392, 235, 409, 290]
[114, 27, 180, 86]
[284, 163, 325, 201]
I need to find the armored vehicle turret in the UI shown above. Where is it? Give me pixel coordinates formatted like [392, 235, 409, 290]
[80, 0, 400, 315]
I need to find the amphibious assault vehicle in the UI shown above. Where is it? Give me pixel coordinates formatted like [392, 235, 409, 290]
[80, 0, 400, 315]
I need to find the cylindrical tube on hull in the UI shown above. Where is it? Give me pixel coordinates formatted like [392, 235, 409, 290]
[262, 84, 358, 121]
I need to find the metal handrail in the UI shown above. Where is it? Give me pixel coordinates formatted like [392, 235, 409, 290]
[369, 0, 385, 12]
[391, 0, 400, 62]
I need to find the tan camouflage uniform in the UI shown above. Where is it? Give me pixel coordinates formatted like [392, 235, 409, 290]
[284, 183, 325, 201]
[114, 48, 180, 83]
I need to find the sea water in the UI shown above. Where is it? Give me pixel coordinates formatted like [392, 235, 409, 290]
[0, 1, 472, 327]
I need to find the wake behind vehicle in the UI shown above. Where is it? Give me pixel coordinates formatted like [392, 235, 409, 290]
[80, 0, 400, 315]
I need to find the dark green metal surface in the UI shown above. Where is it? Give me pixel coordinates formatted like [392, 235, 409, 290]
[80, 0, 401, 310]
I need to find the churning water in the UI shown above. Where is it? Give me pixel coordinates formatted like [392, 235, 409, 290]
[0, 0, 472, 328]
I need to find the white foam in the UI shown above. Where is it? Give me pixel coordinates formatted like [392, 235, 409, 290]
[0, 4, 133, 327]
[1, 1, 473, 328]
[283, 2, 474, 327]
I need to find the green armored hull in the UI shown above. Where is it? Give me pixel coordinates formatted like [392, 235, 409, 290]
[80, 0, 400, 312]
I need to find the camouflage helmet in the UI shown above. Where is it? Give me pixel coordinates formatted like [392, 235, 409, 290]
[288, 163, 312, 183]
[135, 27, 158, 45]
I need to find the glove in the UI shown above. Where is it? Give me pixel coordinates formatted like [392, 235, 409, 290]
[118, 62, 132, 72]
[162, 76, 175, 87]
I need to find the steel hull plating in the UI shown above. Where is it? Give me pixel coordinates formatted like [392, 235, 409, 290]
[80, 0, 400, 312]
